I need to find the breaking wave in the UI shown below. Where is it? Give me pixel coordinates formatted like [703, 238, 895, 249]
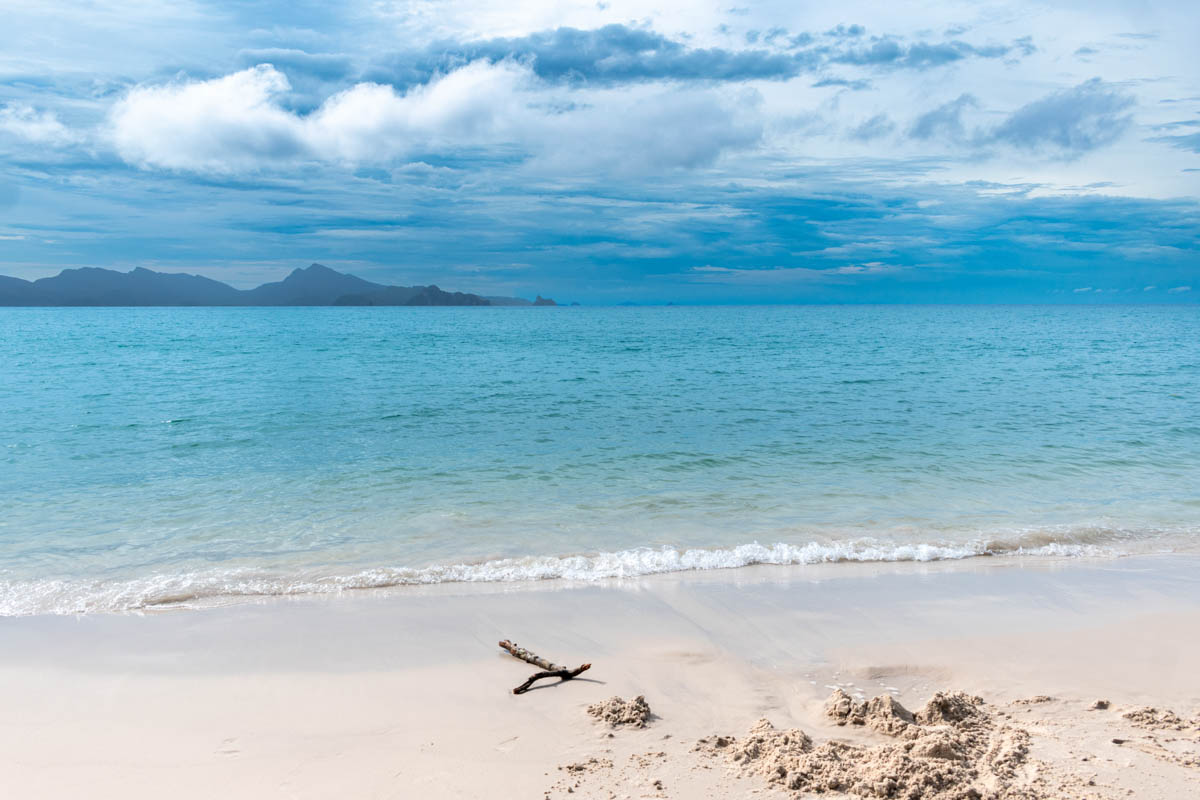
[0, 525, 1187, 616]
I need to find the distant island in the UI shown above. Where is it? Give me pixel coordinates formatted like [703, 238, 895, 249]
[0, 263, 557, 307]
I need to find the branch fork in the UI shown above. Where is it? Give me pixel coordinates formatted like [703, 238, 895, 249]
[498, 639, 591, 694]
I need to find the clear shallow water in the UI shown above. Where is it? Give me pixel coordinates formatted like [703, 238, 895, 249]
[1, 305, 1198, 615]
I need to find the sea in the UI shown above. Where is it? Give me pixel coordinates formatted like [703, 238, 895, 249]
[1, 305, 1198, 615]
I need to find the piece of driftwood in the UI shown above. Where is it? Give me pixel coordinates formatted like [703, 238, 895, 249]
[498, 639, 591, 694]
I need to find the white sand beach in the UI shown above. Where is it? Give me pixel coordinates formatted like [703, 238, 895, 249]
[2, 554, 1198, 798]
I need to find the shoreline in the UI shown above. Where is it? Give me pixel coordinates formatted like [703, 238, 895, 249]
[2, 553, 1198, 797]
[4, 536, 1197, 618]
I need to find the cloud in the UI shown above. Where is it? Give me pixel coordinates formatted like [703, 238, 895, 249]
[812, 77, 872, 90]
[371, 25, 806, 87]
[110, 65, 313, 170]
[1168, 285, 1191, 293]
[533, 88, 762, 173]
[0, 104, 79, 146]
[106, 62, 760, 173]
[909, 94, 978, 140]
[1151, 131, 1200, 153]
[365, 25, 1033, 89]
[848, 113, 895, 141]
[906, 79, 1137, 157]
[109, 65, 309, 170]
[832, 38, 1013, 69]
[304, 62, 533, 163]
[107, 62, 534, 171]
[988, 78, 1135, 154]
[826, 24, 866, 39]
[1073, 286, 1093, 292]
[1150, 118, 1200, 131]
[689, 262, 900, 283]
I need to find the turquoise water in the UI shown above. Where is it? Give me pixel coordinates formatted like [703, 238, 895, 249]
[2, 306, 1198, 614]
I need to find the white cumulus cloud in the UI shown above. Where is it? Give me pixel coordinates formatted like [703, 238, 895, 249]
[107, 62, 533, 171]
[304, 61, 532, 163]
[106, 61, 760, 173]
[110, 65, 307, 171]
[0, 104, 79, 146]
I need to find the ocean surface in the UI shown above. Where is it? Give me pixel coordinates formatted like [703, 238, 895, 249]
[2, 305, 1198, 615]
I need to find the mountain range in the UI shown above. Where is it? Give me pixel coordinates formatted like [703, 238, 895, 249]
[0, 264, 557, 307]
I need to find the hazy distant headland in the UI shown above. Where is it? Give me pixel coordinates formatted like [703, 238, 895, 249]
[0, 263, 557, 307]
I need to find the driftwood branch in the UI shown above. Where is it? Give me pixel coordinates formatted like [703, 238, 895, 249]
[498, 639, 591, 695]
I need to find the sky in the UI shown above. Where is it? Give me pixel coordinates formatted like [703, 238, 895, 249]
[0, 0, 1197, 303]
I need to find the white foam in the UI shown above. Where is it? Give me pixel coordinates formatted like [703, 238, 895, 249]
[0, 530, 1166, 617]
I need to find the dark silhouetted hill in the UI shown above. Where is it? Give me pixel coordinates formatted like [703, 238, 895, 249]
[244, 263, 383, 306]
[0, 267, 242, 306]
[0, 264, 554, 307]
[334, 285, 489, 306]
[0, 275, 35, 304]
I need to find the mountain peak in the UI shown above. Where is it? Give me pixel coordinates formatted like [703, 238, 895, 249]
[284, 263, 338, 280]
[245, 263, 383, 305]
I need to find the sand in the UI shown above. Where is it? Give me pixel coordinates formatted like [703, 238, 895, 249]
[1, 554, 1199, 798]
[709, 691, 1036, 798]
[588, 695, 654, 728]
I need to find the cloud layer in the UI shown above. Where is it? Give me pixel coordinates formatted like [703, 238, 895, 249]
[366, 23, 1032, 89]
[96, 64, 1141, 174]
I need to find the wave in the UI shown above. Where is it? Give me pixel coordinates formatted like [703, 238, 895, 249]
[0, 527, 1188, 616]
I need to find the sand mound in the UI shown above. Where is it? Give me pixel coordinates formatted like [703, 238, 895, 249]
[588, 695, 652, 728]
[725, 718, 814, 775]
[1121, 706, 1197, 732]
[826, 689, 917, 737]
[825, 688, 986, 738]
[712, 690, 1039, 799]
[916, 691, 987, 726]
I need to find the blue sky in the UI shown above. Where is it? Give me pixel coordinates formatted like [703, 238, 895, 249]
[0, 0, 1196, 303]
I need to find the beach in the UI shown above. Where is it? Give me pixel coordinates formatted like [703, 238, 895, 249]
[3, 553, 1197, 798]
